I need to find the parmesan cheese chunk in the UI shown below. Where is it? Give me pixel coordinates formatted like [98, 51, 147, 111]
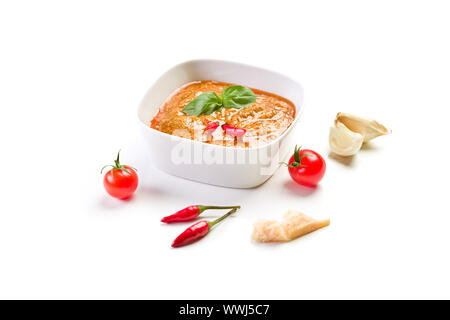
[252, 210, 330, 243]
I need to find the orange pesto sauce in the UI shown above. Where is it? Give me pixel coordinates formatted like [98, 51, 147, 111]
[150, 81, 296, 148]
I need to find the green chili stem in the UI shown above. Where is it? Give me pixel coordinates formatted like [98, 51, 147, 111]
[208, 208, 237, 228]
[197, 205, 241, 213]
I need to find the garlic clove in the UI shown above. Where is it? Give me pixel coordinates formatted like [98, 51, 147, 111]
[335, 112, 390, 142]
[329, 121, 364, 157]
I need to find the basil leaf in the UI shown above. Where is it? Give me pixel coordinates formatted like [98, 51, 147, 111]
[182, 92, 223, 116]
[221, 85, 256, 109]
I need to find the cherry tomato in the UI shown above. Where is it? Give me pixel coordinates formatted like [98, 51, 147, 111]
[205, 121, 219, 133]
[222, 124, 246, 137]
[286, 146, 326, 187]
[101, 151, 138, 199]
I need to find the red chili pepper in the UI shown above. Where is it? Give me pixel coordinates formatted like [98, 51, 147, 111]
[171, 208, 237, 248]
[222, 124, 246, 137]
[205, 121, 219, 133]
[161, 205, 240, 223]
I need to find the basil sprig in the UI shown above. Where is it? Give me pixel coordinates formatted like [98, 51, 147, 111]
[182, 85, 256, 116]
[181, 92, 222, 116]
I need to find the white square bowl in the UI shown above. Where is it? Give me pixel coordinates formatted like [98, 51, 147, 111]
[137, 59, 304, 188]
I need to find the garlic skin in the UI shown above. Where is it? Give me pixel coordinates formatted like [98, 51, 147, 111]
[335, 112, 390, 142]
[329, 121, 364, 156]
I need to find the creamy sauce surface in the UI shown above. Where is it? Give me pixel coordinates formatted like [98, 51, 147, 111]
[150, 81, 296, 148]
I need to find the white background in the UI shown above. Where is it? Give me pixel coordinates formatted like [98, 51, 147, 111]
[1, 0, 449, 299]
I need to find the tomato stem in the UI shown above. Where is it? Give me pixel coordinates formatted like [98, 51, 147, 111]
[100, 164, 114, 174]
[115, 150, 121, 167]
[280, 161, 306, 168]
[280, 145, 310, 168]
[100, 150, 133, 175]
